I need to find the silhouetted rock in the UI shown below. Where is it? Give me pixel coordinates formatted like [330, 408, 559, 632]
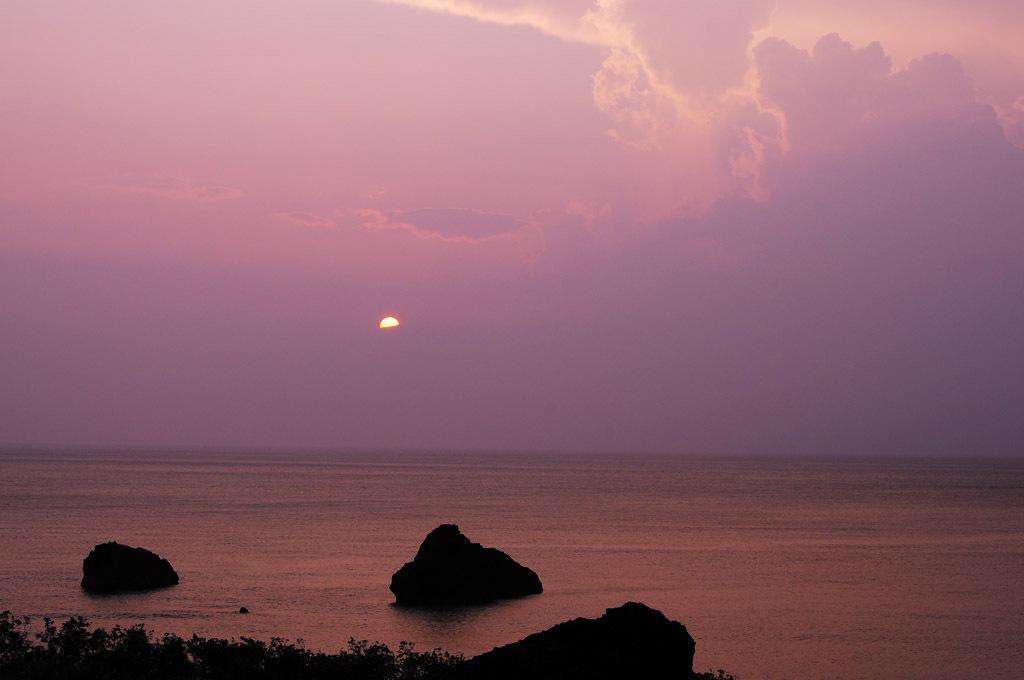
[81, 542, 179, 593]
[454, 602, 695, 680]
[390, 524, 542, 605]
[238, 607, 249, 614]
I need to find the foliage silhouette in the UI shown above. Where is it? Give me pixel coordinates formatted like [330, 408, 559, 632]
[0, 611, 733, 680]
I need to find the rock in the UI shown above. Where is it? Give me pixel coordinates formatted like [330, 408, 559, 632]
[239, 607, 249, 614]
[390, 524, 542, 605]
[455, 602, 695, 680]
[81, 542, 179, 593]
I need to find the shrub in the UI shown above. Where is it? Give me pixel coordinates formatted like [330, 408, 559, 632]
[0, 613, 464, 680]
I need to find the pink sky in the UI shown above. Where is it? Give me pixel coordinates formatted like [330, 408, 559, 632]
[2, 1, 1022, 454]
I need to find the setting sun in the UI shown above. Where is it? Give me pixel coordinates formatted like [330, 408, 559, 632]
[379, 316, 400, 330]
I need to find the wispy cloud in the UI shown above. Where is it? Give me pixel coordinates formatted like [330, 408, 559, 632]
[347, 207, 525, 243]
[97, 175, 244, 202]
[271, 212, 337, 229]
[376, 0, 603, 46]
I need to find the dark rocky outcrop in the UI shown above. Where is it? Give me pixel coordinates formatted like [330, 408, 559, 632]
[81, 542, 179, 593]
[454, 602, 696, 680]
[390, 524, 542, 605]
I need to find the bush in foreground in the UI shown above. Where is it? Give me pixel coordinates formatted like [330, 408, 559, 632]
[0, 611, 733, 680]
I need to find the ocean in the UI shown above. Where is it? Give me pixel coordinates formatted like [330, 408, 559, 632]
[0, 451, 1021, 679]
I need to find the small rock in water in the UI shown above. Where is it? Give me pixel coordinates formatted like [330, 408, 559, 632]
[81, 542, 179, 593]
[390, 524, 542, 605]
[239, 607, 249, 614]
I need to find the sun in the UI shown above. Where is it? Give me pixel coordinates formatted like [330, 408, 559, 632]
[379, 316, 400, 330]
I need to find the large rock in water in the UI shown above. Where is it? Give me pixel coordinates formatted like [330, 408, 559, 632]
[81, 542, 179, 593]
[455, 602, 695, 680]
[390, 524, 542, 605]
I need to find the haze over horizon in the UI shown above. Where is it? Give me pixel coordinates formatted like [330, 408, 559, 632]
[3, 1, 1023, 456]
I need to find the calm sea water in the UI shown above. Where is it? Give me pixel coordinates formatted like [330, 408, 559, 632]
[0, 451, 1021, 679]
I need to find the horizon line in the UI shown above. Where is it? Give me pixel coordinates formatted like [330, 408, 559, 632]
[1, 442, 1021, 461]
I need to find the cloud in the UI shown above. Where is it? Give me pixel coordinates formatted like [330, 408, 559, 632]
[98, 175, 244, 202]
[348, 207, 526, 243]
[377, 1, 1024, 213]
[531, 78, 1024, 454]
[998, 96, 1024, 148]
[271, 212, 337, 229]
[376, 0, 601, 46]
[614, 0, 774, 93]
[378, 0, 773, 146]
[6, 5, 1024, 454]
[755, 34, 978, 157]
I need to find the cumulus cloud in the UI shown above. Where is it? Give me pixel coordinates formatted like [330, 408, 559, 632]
[378, 0, 1023, 211]
[615, 0, 773, 93]
[998, 96, 1024, 148]
[7, 1, 1024, 453]
[379, 0, 772, 146]
[535, 78, 1024, 454]
[755, 34, 978, 156]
